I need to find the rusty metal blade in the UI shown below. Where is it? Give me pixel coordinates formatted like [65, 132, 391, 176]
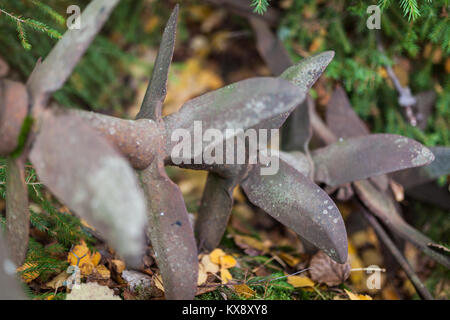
[280, 51, 335, 92]
[164, 77, 305, 155]
[390, 146, 450, 189]
[249, 17, 292, 76]
[5, 157, 29, 266]
[353, 179, 450, 268]
[326, 85, 369, 138]
[139, 160, 198, 299]
[27, 0, 119, 103]
[0, 235, 26, 299]
[241, 159, 348, 264]
[312, 134, 435, 188]
[29, 111, 146, 264]
[281, 96, 314, 153]
[136, 5, 178, 121]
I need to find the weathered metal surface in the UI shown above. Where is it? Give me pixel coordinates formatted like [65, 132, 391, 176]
[326, 85, 369, 138]
[195, 168, 248, 251]
[249, 17, 292, 76]
[391, 146, 450, 189]
[312, 134, 435, 188]
[278, 151, 311, 178]
[280, 51, 335, 93]
[241, 158, 348, 264]
[205, 0, 280, 26]
[136, 5, 178, 121]
[414, 91, 436, 130]
[354, 179, 450, 268]
[281, 96, 314, 153]
[72, 110, 164, 169]
[405, 183, 450, 210]
[164, 77, 305, 159]
[29, 111, 147, 264]
[27, 0, 120, 109]
[139, 160, 198, 300]
[0, 57, 9, 77]
[5, 157, 29, 266]
[0, 80, 29, 156]
[0, 235, 27, 300]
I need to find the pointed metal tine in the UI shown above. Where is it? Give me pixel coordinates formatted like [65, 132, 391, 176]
[241, 157, 348, 264]
[312, 134, 435, 187]
[5, 157, 29, 266]
[27, 0, 120, 107]
[136, 5, 179, 121]
[29, 111, 147, 265]
[139, 159, 198, 299]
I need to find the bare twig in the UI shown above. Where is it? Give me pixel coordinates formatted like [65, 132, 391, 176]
[363, 209, 434, 300]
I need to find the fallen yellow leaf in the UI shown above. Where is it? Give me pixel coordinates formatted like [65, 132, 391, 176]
[209, 248, 226, 265]
[17, 263, 39, 283]
[112, 259, 126, 274]
[278, 252, 301, 267]
[67, 241, 95, 276]
[198, 263, 208, 286]
[200, 254, 219, 274]
[234, 284, 256, 298]
[287, 276, 315, 288]
[154, 274, 165, 292]
[345, 289, 372, 300]
[221, 268, 232, 284]
[220, 255, 237, 269]
[91, 251, 101, 267]
[95, 265, 111, 280]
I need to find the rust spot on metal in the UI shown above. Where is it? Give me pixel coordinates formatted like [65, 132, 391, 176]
[0, 80, 29, 156]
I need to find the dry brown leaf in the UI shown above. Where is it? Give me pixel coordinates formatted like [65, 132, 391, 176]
[234, 284, 256, 298]
[389, 180, 404, 202]
[233, 234, 269, 256]
[309, 251, 350, 286]
[287, 276, 315, 288]
[45, 271, 70, 290]
[95, 265, 111, 280]
[197, 263, 208, 286]
[154, 274, 165, 292]
[111, 259, 126, 274]
[345, 289, 372, 300]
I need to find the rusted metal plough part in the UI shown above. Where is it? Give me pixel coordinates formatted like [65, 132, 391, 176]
[0, 1, 446, 300]
[0, 1, 338, 300]
[247, 16, 450, 299]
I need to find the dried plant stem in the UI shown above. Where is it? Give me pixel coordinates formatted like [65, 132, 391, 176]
[363, 210, 434, 300]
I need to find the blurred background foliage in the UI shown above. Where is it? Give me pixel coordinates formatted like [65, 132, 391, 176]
[0, 0, 448, 299]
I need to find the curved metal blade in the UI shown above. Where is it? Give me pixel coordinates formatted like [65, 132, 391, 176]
[139, 160, 198, 299]
[164, 77, 306, 155]
[29, 112, 147, 264]
[353, 179, 450, 269]
[5, 157, 29, 266]
[326, 85, 369, 138]
[249, 16, 292, 76]
[280, 51, 335, 93]
[312, 134, 435, 188]
[391, 146, 450, 189]
[241, 158, 348, 264]
[27, 0, 119, 103]
[136, 5, 178, 121]
[0, 235, 26, 299]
